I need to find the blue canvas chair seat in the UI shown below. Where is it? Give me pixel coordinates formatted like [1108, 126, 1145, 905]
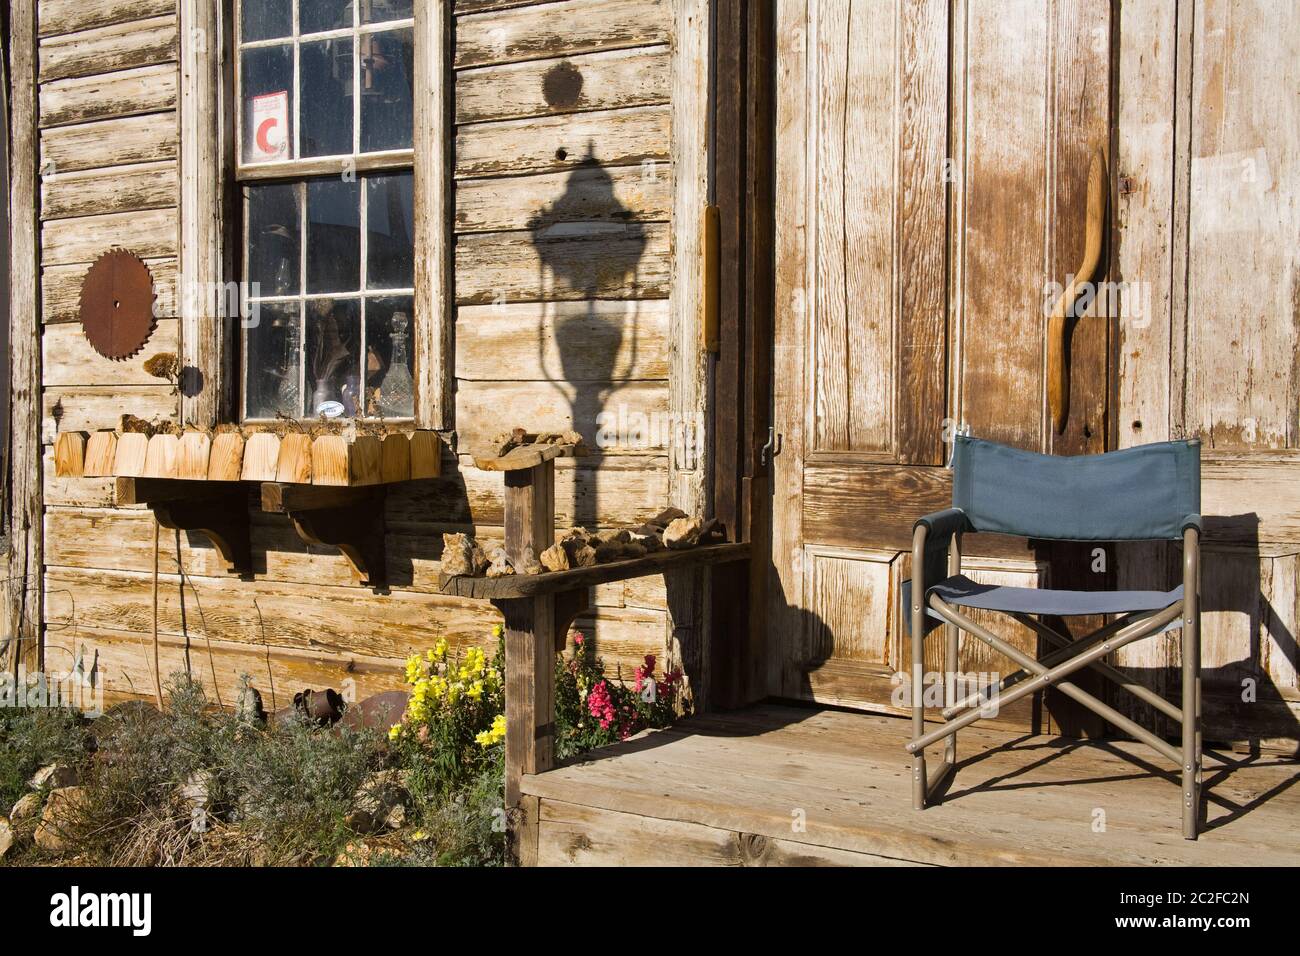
[905, 435, 1203, 840]
[929, 575, 1184, 617]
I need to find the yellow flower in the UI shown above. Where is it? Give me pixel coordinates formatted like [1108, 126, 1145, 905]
[474, 713, 506, 748]
[467, 680, 484, 701]
[492, 624, 503, 639]
[388, 723, 402, 741]
[404, 655, 423, 684]
[433, 638, 449, 660]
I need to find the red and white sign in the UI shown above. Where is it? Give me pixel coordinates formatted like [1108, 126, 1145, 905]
[248, 91, 289, 163]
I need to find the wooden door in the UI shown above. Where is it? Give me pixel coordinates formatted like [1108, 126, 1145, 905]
[1112, 0, 1300, 748]
[770, 0, 1112, 724]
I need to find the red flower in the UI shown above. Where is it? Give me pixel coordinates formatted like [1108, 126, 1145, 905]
[587, 679, 616, 730]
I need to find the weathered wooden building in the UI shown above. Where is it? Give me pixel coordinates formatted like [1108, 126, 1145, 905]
[4, 0, 1299, 864]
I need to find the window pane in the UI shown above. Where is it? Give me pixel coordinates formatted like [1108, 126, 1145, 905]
[305, 298, 362, 417]
[242, 0, 292, 42]
[241, 45, 294, 163]
[245, 301, 302, 419]
[301, 0, 353, 34]
[306, 178, 360, 292]
[365, 295, 415, 418]
[359, 28, 413, 152]
[300, 39, 353, 157]
[360, 0, 413, 23]
[365, 173, 413, 288]
[246, 182, 301, 296]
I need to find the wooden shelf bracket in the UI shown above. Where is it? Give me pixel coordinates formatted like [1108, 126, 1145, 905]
[261, 483, 388, 589]
[117, 478, 252, 577]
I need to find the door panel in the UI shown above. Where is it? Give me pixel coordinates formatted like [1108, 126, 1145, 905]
[810, 0, 898, 455]
[772, 0, 1112, 725]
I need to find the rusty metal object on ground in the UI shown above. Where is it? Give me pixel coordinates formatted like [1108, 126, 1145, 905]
[293, 688, 345, 726]
[79, 249, 157, 360]
[340, 691, 410, 732]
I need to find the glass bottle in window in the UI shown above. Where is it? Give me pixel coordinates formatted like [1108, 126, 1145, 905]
[377, 311, 414, 417]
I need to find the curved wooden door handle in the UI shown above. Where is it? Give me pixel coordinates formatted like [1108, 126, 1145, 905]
[1048, 148, 1107, 434]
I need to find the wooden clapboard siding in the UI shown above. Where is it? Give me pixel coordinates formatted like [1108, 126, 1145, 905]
[43, 446, 119, 508]
[456, 165, 672, 233]
[454, 0, 566, 13]
[41, 207, 177, 265]
[38, 0, 175, 37]
[40, 111, 178, 173]
[42, 386, 178, 443]
[455, 104, 670, 178]
[390, 454, 670, 528]
[41, 161, 177, 219]
[456, 45, 670, 124]
[455, 0, 668, 68]
[44, 559, 664, 679]
[44, 566, 503, 663]
[456, 301, 669, 381]
[43, 624, 407, 710]
[25, 0, 680, 710]
[39, 63, 177, 127]
[43, 257, 177, 323]
[455, 380, 670, 454]
[455, 224, 670, 304]
[38, 14, 178, 82]
[43, 319, 180, 386]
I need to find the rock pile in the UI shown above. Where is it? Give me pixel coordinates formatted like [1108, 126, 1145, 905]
[442, 508, 726, 578]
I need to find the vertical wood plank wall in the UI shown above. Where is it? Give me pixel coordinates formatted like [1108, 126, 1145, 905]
[1113, 0, 1300, 747]
[35, 0, 682, 707]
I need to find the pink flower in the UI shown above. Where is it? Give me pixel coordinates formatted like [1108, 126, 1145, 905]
[587, 679, 616, 730]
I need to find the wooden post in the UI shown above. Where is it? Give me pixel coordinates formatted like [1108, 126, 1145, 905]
[496, 459, 556, 864]
[179, 0, 231, 426]
[5, 0, 42, 676]
[495, 594, 554, 867]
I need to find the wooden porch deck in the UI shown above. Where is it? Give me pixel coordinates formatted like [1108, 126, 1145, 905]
[521, 704, 1300, 866]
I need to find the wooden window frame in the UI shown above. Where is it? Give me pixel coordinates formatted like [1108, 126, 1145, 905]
[179, 0, 451, 430]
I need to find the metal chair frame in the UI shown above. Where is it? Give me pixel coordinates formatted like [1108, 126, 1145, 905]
[906, 495, 1202, 840]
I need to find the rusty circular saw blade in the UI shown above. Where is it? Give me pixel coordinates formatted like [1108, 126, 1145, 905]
[79, 248, 157, 361]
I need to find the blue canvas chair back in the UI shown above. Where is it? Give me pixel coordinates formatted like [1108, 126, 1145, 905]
[950, 435, 1201, 542]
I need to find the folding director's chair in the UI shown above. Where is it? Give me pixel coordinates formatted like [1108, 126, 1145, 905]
[905, 435, 1202, 839]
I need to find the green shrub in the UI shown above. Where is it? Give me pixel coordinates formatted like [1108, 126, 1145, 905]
[0, 705, 89, 813]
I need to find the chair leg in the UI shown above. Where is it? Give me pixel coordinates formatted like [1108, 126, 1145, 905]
[944, 533, 962, 765]
[944, 622, 958, 765]
[1182, 529, 1201, 840]
[912, 600, 928, 810]
[911, 529, 928, 810]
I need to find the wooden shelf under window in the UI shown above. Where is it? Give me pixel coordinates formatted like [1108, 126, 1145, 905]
[58, 428, 445, 588]
[54, 428, 442, 486]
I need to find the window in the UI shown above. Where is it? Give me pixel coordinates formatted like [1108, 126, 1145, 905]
[236, 0, 416, 421]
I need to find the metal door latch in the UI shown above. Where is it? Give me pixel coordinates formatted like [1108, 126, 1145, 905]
[760, 427, 782, 466]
